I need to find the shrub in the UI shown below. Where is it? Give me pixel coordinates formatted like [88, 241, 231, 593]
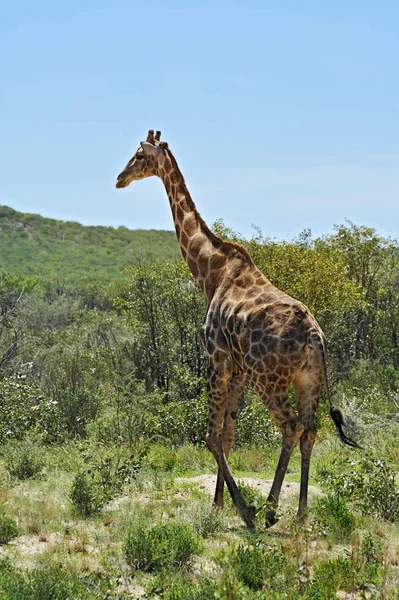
[0, 511, 18, 544]
[57, 388, 100, 438]
[0, 376, 63, 444]
[161, 579, 218, 600]
[231, 544, 266, 590]
[191, 506, 225, 538]
[360, 531, 383, 587]
[124, 521, 202, 571]
[70, 443, 141, 516]
[69, 472, 105, 517]
[318, 452, 399, 522]
[143, 444, 176, 472]
[308, 557, 353, 597]
[0, 558, 107, 599]
[226, 543, 287, 595]
[314, 493, 356, 540]
[2, 438, 45, 480]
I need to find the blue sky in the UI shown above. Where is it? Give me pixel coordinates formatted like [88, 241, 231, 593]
[1, 0, 398, 241]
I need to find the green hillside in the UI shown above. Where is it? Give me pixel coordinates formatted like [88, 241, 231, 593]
[0, 205, 179, 281]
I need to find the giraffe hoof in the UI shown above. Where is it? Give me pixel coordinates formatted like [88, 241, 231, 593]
[296, 510, 308, 524]
[265, 510, 279, 528]
[243, 505, 256, 529]
[211, 503, 223, 514]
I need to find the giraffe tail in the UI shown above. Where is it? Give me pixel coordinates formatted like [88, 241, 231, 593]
[319, 335, 363, 450]
[329, 407, 363, 449]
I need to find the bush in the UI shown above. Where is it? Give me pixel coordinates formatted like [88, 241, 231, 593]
[314, 493, 356, 540]
[360, 531, 383, 587]
[69, 472, 105, 517]
[2, 438, 45, 480]
[0, 558, 108, 599]
[160, 578, 218, 600]
[225, 543, 287, 595]
[310, 557, 353, 596]
[0, 376, 63, 444]
[191, 506, 225, 538]
[57, 388, 100, 438]
[124, 521, 202, 571]
[235, 394, 279, 448]
[0, 511, 18, 544]
[318, 452, 399, 522]
[143, 444, 176, 472]
[232, 544, 266, 590]
[70, 444, 141, 516]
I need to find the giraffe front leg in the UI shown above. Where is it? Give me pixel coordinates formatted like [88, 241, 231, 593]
[212, 372, 247, 511]
[206, 362, 255, 528]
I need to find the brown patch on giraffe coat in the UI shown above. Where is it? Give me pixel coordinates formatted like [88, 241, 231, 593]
[187, 256, 198, 275]
[182, 215, 198, 238]
[170, 169, 179, 184]
[188, 233, 207, 257]
[198, 254, 209, 278]
[180, 230, 189, 249]
[176, 205, 185, 223]
[210, 253, 227, 271]
[163, 160, 173, 175]
[164, 177, 172, 196]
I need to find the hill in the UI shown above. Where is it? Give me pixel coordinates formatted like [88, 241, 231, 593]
[0, 205, 179, 281]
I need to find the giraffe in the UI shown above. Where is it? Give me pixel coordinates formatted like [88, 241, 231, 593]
[115, 130, 360, 528]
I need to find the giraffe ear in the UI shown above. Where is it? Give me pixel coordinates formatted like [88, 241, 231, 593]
[140, 141, 161, 157]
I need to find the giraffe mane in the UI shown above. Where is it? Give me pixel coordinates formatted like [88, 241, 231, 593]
[165, 146, 254, 264]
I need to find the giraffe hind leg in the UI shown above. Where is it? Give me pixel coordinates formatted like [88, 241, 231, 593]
[293, 368, 322, 518]
[254, 384, 303, 528]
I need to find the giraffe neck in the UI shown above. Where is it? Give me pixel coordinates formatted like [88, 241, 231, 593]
[157, 150, 230, 300]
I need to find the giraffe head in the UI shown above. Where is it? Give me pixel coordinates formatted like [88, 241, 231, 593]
[115, 130, 168, 188]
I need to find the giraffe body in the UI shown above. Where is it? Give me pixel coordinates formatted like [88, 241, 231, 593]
[116, 131, 358, 528]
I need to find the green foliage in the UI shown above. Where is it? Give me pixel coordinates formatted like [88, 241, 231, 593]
[0, 511, 18, 544]
[311, 557, 353, 595]
[161, 579, 219, 600]
[143, 444, 177, 472]
[69, 472, 105, 517]
[0, 205, 179, 281]
[57, 388, 100, 438]
[0, 558, 108, 599]
[318, 452, 399, 522]
[2, 437, 45, 480]
[69, 443, 139, 516]
[232, 544, 266, 590]
[117, 259, 206, 398]
[0, 376, 63, 444]
[235, 394, 279, 448]
[226, 542, 287, 594]
[151, 396, 208, 445]
[191, 506, 225, 538]
[123, 521, 202, 571]
[314, 493, 357, 540]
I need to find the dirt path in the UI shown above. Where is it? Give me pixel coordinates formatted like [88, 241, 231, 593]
[176, 474, 323, 506]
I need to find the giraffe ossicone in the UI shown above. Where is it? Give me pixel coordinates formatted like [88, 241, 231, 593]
[115, 130, 360, 528]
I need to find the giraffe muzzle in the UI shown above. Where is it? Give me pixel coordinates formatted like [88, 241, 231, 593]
[115, 175, 128, 188]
